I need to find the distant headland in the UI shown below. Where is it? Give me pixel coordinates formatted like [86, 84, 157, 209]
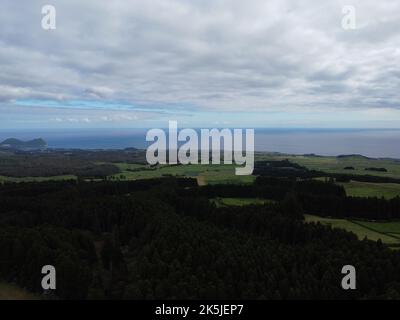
[0, 138, 47, 150]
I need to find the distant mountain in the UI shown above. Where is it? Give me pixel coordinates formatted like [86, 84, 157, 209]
[0, 138, 47, 150]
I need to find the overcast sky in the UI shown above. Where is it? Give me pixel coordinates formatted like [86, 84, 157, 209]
[1, 0, 400, 129]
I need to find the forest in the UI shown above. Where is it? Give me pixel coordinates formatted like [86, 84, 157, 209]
[0, 148, 146, 178]
[1, 176, 400, 299]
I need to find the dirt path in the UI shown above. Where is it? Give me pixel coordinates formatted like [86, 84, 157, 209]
[197, 176, 206, 186]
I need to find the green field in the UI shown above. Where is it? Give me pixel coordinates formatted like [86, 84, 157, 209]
[257, 153, 400, 179]
[0, 282, 39, 300]
[212, 197, 271, 207]
[305, 214, 400, 246]
[110, 163, 256, 185]
[354, 220, 400, 235]
[339, 181, 400, 199]
[259, 153, 400, 199]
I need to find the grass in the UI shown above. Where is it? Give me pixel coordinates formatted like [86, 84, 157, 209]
[259, 153, 400, 199]
[339, 181, 400, 199]
[305, 214, 400, 245]
[212, 197, 271, 207]
[110, 163, 255, 185]
[354, 220, 400, 235]
[0, 282, 40, 300]
[257, 153, 400, 179]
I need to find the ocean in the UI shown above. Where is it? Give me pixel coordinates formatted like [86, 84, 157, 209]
[1, 128, 400, 159]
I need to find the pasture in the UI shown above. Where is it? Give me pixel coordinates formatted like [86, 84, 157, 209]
[340, 181, 400, 199]
[305, 214, 400, 246]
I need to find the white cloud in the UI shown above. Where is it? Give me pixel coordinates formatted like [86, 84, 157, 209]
[0, 85, 32, 101]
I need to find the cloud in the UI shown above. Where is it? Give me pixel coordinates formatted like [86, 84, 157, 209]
[0, 85, 32, 101]
[0, 0, 400, 128]
[84, 86, 115, 99]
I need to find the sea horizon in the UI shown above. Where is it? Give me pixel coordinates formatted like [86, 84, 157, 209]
[1, 128, 400, 159]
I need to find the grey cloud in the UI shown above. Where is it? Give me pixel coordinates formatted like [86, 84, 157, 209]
[84, 86, 115, 99]
[0, 0, 399, 115]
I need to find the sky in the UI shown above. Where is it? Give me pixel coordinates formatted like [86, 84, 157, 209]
[1, 0, 400, 129]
